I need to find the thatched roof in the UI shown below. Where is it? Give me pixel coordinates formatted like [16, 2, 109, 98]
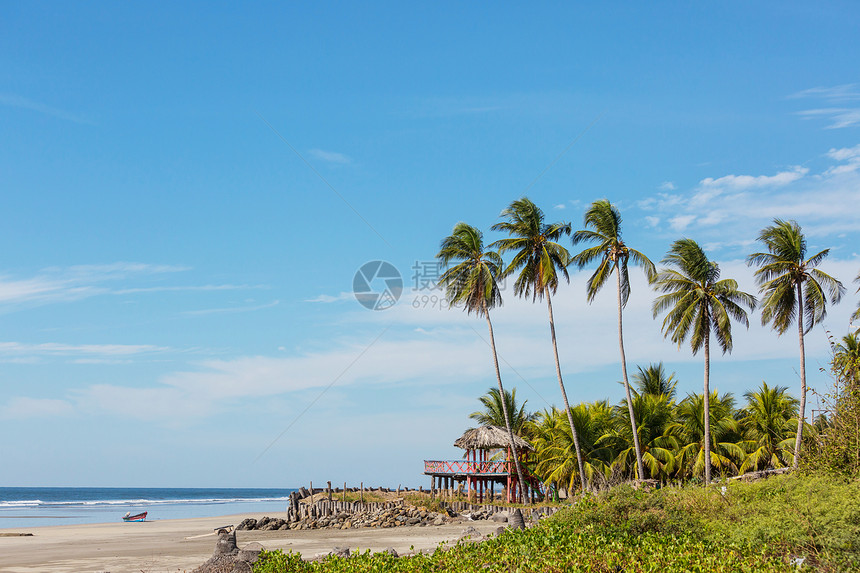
[453, 425, 534, 452]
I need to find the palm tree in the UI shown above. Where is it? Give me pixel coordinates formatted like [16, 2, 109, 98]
[470, 386, 535, 435]
[600, 393, 677, 482]
[491, 198, 588, 492]
[632, 363, 678, 401]
[529, 403, 614, 495]
[666, 392, 746, 480]
[747, 219, 844, 469]
[652, 238, 756, 484]
[436, 222, 529, 503]
[833, 332, 860, 386]
[572, 199, 656, 482]
[738, 382, 799, 473]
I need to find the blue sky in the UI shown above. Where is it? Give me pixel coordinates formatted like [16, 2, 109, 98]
[1, 2, 859, 488]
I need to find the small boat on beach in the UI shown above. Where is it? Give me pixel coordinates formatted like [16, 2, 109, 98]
[122, 511, 147, 522]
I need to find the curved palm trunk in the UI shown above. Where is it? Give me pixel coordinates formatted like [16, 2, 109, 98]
[793, 283, 806, 469]
[703, 333, 712, 485]
[484, 308, 529, 504]
[546, 291, 587, 493]
[617, 267, 645, 481]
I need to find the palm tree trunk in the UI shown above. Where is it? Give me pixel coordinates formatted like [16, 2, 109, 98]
[546, 291, 587, 493]
[484, 306, 529, 504]
[703, 333, 711, 485]
[617, 267, 645, 481]
[794, 283, 806, 470]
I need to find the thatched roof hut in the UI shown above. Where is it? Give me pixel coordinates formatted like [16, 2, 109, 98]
[453, 425, 534, 452]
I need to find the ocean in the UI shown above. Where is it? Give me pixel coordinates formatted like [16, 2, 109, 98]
[0, 487, 296, 529]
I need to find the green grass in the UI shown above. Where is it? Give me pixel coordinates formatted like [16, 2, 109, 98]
[254, 474, 860, 572]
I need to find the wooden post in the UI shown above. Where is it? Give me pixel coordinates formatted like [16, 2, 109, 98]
[310, 481, 313, 500]
[327, 481, 332, 502]
[343, 482, 347, 503]
[360, 482, 364, 504]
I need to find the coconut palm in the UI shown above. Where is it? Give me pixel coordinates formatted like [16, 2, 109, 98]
[666, 392, 746, 480]
[571, 199, 656, 482]
[632, 362, 678, 401]
[600, 393, 677, 481]
[738, 382, 799, 473]
[469, 387, 535, 435]
[747, 219, 844, 469]
[833, 332, 860, 386]
[652, 239, 756, 484]
[490, 198, 588, 492]
[529, 403, 614, 494]
[436, 222, 529, 503]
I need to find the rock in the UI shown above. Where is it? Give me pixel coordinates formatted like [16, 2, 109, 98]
[237, 542, 264, 563]
[494, 526, 506, 537]
[433, 516, 445, 526]
[384, 547, 399, 557]
[491, 512, 509, 523]
[330, 546, 350, 558]
[459, 526, 483, 542]
[214, 530, 238, 555]
[508, 509, 525, 530]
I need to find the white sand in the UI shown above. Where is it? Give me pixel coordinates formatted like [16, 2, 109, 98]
[0, 512, 501, 573]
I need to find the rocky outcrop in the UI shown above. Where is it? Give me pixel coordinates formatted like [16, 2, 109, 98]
[192, 530, 263, 573]
[237, 503, 452, 531]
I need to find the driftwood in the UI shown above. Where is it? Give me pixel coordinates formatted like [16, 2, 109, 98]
[729, 467, 792, 481]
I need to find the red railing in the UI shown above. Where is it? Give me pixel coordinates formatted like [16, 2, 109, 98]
[423, 460, 510, 475]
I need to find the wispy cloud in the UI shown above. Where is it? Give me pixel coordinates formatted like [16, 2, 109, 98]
[634, 149, 860, 250]
[0, 93, 93, 124]
[659, 181, 676, 191]
[183, 300, 280, 316]
[308, 149, 353, 164]
[0, 342, 168, 357]
[306, 292, 354, 304]
[0, 262, 259, 312]
[791, 84, 860, 129]
[699, 166, 808, 190]
[0, 397, 74, 419]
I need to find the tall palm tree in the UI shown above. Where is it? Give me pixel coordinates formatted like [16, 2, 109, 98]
[747, 219, 844, 469]
[632, 362, 678, 401]
[436, 222, 528, 503]
[491, 197, 588, 492]
[739, 382, 799, 473]
[652, 238, 756, 484]
[469, 386, 535, 435]
[571, 199, 656, 482]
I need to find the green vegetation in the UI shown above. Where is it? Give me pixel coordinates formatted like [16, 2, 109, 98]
[255, 475, 860, 572]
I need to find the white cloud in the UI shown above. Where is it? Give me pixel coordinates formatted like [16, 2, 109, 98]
[0, 342, 168, 357]
[182, 300, 279, 316]
[308, 149, 353, 164]
[644, 216, 660, 228]
[306, 292, 354, 303]
[791, 84, 860, 129]
[669, 214, 696, 231]
[699, 166, 808, 190]
[0, 93, 92, 124]
[0, 397, 74, 419]
[659, 181, 676, 191]
[635, 149, 860, 250]
[554, 203, 566, 210]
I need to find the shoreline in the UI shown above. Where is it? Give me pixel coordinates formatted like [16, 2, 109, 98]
[0, 510, 501, 573]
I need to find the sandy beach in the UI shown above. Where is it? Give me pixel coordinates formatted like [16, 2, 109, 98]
[0, 511, 501, 573]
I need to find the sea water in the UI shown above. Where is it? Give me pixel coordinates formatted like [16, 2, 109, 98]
[0, 487, 296, 529]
